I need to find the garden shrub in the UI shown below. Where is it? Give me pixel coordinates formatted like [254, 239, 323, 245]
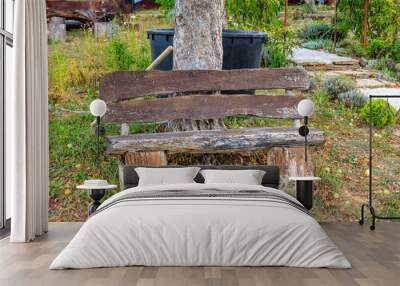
[225, 0, 283, 28]
[104, 36, 134, 71]
[359, 99, 397, 128]
[264, 43, 286, 68]
[338, 90, 367, 108]
[322, 76, 356, 100]
[297, 22, 331, 40]
[390, 41, 400, 62]
[155, 0, 174, 12]
[366, 38, 391, 59]
[302, 39, 332, 50]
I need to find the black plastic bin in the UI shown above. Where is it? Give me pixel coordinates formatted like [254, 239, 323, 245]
[147, 28, 267, 70]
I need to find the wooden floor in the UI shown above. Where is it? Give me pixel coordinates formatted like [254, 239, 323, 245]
[0, 222, 399, 286]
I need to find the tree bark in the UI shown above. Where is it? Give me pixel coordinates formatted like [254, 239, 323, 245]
[171, 0, 225, 131]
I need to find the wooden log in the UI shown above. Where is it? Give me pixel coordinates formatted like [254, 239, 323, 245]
[99, 68, 311, 102]
[46, 8, 94, 23]
[267, 146, 315, 190]
[104, 95, 304, 123]
[106, 127, 325, 154]
[124, 151, 167, 166]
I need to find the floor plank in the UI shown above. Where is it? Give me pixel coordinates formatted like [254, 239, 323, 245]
[0, 222, 399, 286]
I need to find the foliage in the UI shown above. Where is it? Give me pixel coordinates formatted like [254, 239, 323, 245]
[302, 39, 333, 50]
[104, 35, 135, 70]
[359, 99, 397, 128]
[366, 38, 392, 59]
[155, 0, 174, 12]
[157, 0, 284, 29]
[338, 90, 367, 109]
[322, 75, 356, 100]
[302, 3, 316, 14]
[337, 0, 400, 50]
[298, 22, 331, 40]
[264, 23, 296, 67]
[390, 41, 400, 61]
[225, 0, 283, 28]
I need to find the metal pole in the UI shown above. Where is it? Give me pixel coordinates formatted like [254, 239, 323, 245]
[369, 96, 372, 206]
[96, 116, 101, 167]
[305, 116, 308, 162]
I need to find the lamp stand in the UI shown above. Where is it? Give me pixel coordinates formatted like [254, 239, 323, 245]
[298, 116, 310, 162]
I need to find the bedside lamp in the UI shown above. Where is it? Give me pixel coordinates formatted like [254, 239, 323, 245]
[297, 99, 315, 162]
[90, 99, 107, 164]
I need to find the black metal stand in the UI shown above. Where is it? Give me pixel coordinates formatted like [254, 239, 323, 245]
[359, 95, 400, 230]
[88, 189, 106, 216]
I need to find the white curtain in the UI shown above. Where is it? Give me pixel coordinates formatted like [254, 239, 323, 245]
[8, 0, 49, 242]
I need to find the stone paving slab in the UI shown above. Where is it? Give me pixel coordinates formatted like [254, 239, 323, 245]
[309, 69, 377, 80]
[360, 88, 400, 111]
[291, 48, 359, 67]
[356, 79, 397, 89]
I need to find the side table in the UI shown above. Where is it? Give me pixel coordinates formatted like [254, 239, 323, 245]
[77, 180, 117, 216]
[289, 177, 321, 210]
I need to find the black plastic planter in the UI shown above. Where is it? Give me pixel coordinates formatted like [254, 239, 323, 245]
[147, 28, 267, 71]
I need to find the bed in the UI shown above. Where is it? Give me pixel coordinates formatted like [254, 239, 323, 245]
[50, 165, 351, 269]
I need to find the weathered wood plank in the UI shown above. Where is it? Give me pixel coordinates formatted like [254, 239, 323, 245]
[124, 151, 167, 166]
[104, 95, 304, 122]
[106, 127, 324, 154]
[99, 68, 310, 102]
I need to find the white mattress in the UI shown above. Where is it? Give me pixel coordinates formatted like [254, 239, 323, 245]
[50, 183, 351, 269]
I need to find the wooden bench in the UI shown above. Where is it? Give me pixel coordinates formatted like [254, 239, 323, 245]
[100, 68, 325, 188]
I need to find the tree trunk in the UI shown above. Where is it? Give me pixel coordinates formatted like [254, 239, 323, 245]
[171, 0, 225, 131]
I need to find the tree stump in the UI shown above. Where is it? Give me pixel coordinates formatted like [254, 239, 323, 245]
[48, 17, 66, 42]
[267, 146, 314, 191]
[94, 22, 115, 38]
[124, 151, 167, 166]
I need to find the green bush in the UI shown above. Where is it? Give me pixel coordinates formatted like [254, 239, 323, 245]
[390, 41, 400, 61]
[155, 0, 174, 12]
[298, 22, 331, 40]
[359, 99, 397, 128]
[322, 76, 356, 100]
[367, 38, 391, 59]
[302, 39, 333, 50]
[338, 90, 367, 108]
[225, 0, 283, 28]
[265, 43, 286, 68]
[104, 36, 134, 71]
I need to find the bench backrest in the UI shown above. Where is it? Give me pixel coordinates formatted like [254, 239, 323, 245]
[99, 68, 310, 123]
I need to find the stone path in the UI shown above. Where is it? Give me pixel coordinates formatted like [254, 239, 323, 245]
[291, 48, 359, 70]
[292, 48, 400, 111]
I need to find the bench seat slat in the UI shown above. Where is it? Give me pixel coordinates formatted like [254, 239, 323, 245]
[106, 127, 324, 154]
[104, 95, 304, 122]
[100, 68, 310, 101]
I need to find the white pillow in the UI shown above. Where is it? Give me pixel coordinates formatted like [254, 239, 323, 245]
[135, 167, 201, 186]
[200, 169, 266, 185]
